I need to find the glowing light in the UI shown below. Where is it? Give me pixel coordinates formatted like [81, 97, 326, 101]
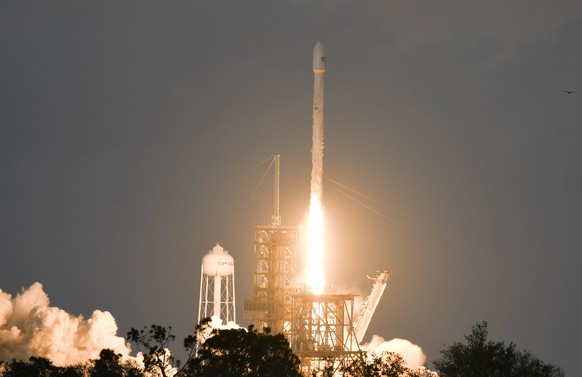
[306, 194, 325, 294]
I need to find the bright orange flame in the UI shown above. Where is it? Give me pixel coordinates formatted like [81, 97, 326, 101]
[306, 194, 325, 294]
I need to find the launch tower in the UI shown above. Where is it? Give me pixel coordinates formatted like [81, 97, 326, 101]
[244, 155, 299, 334]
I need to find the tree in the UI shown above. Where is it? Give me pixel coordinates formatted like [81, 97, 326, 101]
[186, 325, 302, 377]
[0, 351, 144, 377]
[335, 351, 437, 377]
[0, 356, 89, 377]
[127, 324, 177, 377]
[127, 320, 204, 377]
[336, 351, 406, 377]
[92, 349, 126, 377]
[1, 356, 58, 377]
[56, 365, 90, 377]
[433, 321, 564, 377]
[91, 349, 144, 377]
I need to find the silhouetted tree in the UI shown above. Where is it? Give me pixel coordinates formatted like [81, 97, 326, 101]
[0, 356, 89, 377]
[91, 349, 126, 377]
[0, 351, 147, 377]
[336, 351, 406, 377]
[55, 364, 89, 377]
[90, 348, 143, 377]
[186, 325, 301, 377]
[127, 324, 177, 377]
[127, 319, 203, 377]
[335, 351, 437, 377]
[1, 356, 58, 377]
[433, 321, 564, 377]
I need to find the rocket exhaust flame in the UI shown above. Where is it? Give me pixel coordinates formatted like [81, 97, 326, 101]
[306, 195, 325, 293]
[306, 42, 326, 294]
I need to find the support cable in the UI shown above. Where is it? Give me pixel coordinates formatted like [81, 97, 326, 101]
[325, 177, 404, 227]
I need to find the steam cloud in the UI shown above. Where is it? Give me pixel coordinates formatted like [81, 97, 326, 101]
[0, 282, 131, 366]
[362, 335, 427, 369]
[209, 315, 240, 330]
[0, 283, 435, 374]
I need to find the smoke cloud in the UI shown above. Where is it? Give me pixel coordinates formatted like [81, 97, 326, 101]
[362, 335, 427, 369]
[209, 315, 240, 330]
[0, 282, 131, 366]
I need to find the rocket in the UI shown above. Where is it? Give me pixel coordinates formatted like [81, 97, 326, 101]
[311, 42, 326, 199]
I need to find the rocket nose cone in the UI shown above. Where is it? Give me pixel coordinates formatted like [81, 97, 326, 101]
[314, 41, 325, 55]
[313, 41, 326, 73]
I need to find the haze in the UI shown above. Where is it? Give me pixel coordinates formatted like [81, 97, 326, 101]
[1, 2, 581, 375]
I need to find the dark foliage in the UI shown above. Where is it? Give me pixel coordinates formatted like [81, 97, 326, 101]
[186, 325, 301, 377]
[91, 349, 126, 377]
[0, 350, 145, 377]
[127, 324, 176, 377]
[126, 319, 205, 377]
[433, 321, 564, 377]
[335, 351, 436, 377]
[1, 356, 87, 377]
[91, 349, 143, 377]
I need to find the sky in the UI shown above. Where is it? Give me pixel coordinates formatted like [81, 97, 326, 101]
[1, 1, 581, 374]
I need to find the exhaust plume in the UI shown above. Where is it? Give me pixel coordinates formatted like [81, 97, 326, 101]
[0, 282, 131, 366]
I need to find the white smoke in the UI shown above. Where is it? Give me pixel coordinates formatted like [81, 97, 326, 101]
[0, 282, 132, 366]
[362, 335, 427, 369]
[209, 315, 241, 330]
[196, 315, 242, 345]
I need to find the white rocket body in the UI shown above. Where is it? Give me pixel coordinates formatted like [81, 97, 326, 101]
[311, 42, 326, 199]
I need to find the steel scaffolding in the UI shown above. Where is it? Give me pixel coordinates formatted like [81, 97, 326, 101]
[245, 224, 299, 334]
[289, 292, 361, 374]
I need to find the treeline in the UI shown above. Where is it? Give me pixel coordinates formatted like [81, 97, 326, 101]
[0, 350, 141, 377]
[0, 320, 564, 377]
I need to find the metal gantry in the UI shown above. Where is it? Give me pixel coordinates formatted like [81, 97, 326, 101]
[245, 224, 299, 334]
[354, 270, 391, 343]
[289, 292, 361, 374]
[244, 155, 300, 334]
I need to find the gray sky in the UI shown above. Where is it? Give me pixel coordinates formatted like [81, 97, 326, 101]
[1, 1, 581, 374]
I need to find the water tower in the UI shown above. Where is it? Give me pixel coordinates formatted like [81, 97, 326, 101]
[198, 243, 236, 325]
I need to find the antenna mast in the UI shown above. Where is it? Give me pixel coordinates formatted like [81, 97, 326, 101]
[272, 154, 281, 226]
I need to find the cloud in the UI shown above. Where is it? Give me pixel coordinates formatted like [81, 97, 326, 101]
[0, 282, 131, 366]
[362, 334, 427, 369]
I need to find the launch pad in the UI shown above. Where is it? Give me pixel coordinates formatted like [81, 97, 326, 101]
[193, 42, 392, 375]
[242, 43, 390, 374]
[289, 292, 360, 373]
[243, 154, 368, 373]
[243, 42, 390, 374]
[289, 292, 358, 355]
